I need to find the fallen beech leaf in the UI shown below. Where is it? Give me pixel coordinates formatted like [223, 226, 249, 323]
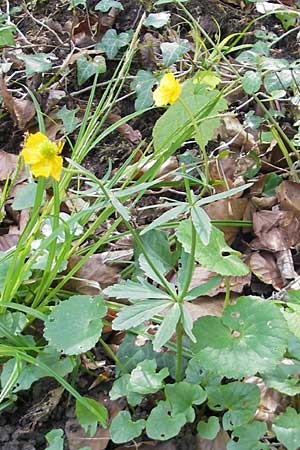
[64, 254, 121, 294]
[276, 249, 297, 280]
[139, 33, 160, 70]
[139, 156, 178, 180]
[249, 252, 284, 290]
[184, 297, 225, 322]
[196, 429, 229, 450]
[216, 116, 258, 152]
[107, 112, 142, 146]
[277, 180, 300, 219]
[0, 234, 19, 251]
[0, 150, 18, 181]
[188, 265, 250, 296]
[245, 376, 288, 423]
[0, 76, 35, 129]
[204, 197, 248, 244]
[251, 195, 277, 210]
[252, 210, 300, 251]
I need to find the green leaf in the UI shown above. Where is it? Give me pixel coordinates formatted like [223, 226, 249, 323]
[165, 381, 206, 421]
[146, 400, 187, 440]
[1, 347, 75, 393]
[144, 12, 170, 28]
[207, 381, 260, 430]
[262, 173, 282, 196]
[109, 374, 143, 406]
[264, 70, 292, 94]
[130, 70, 156, 111]
[44, 295, 107, 355]
[161, 40, 190, 66]
[273, 407, 300, 450]
[95, 0, 123, 12]
[153, 81, 227, 152]
[19, 53, 53, 76]
[56, 105, 79, 134]
[129, 359, 169, 394]
[227, 421, 268, 450]
[153, 303, 180, 351]
[197, 416, 220, 440]
[45, 429, 64, 450]
[12, 182, 38, 210]
[263, 362, 300, 396]
[104, 278, 170, 300]
[0, 311, 26, 336]
[76, 397, 108, 434]
[0, 27, 15, 47]
[185, 275, 222, 300]
[242, 70, 262, 94]
[110, 411, 145, 443]
[155, 0, 189, 3]
[191, 296, 288, 377]
[76, 55, 106, 86]
[141, 204, 187, 235]
[191, 205, 211, 245]
[100, 29, 132, 59]
[176, 220, 249, 276]
[112, 300, 171, 330]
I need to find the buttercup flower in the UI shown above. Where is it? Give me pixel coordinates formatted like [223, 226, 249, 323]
[153, 72, 181, 107]
[22, 132, 64, 181]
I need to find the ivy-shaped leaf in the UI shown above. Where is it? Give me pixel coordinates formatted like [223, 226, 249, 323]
[95, 0, 123, 12]
[144, 12, 170, 28]
[76, 55, 106, 86]
[130, 70, 156, 110]
[44, 295, 107, 354]
[161, 40, 190, 66]
[176, 220, 249, 276]
[56, 105, 79, 134]
[207, 381, 260, 430]
[99, 29, 132, 59]
[242, 70, 262, 94]
[18, 52, 53, 76]
[110, 411, 145, 443]
[191, 296, 288, 377]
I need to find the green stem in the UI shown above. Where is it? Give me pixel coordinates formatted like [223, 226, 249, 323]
[99, 338, 128, 374]
[175, 321, 183, 382]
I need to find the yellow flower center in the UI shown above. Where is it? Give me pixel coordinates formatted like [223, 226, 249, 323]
[38, 140, 58, 159]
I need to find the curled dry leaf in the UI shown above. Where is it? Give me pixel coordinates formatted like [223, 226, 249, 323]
[245, 376, 288, 423]
[138, 156, 178, 180]
[0, 234, 19, 251]
[107, 112, 142, 146]
[64, 254, 121, 295]
[0, 76, 35, 129]
[276, 249, 297, 281]
[251, 195, 277, 210]
[204, 197, 248, 244]
[277, 180, 300, 219]
[252, 210, 300, 251]
[248, 252, 284, 290]
[0, 150, 17, 181]
[196, 429, 229, 450]
[184, 297, 225, 323]
[215, 116, 259, 152]
[188, 265, 251, 296]
[139, 32, 160, 70]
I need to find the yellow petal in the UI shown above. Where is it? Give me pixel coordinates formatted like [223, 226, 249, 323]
[30, 160, 52, 178]
[153, 73, 181, 107]
[50, 155, 63, 181]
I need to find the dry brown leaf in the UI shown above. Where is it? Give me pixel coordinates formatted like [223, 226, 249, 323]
[64, 254, 121, 294]
[0, 150, 18, 181]
[245, 376, 288, 423]
[0, 234, 19, 251]
[251, 195, 277, 210]
[205, 197, 248, 244]
[184, 297, 225, 322]
[277, 180, 300, 218]
[248, 252, 284, 290]
[188, 265, 251, 296]
[252, 210, 300, 251]
[276, 249, 297, 280]
[196, 429, 230, 450]
[139, 156, 178, 180]
[107, 112, 142, 146]
[216, 116, 258, 152]
[0, 76, 35, 129]
[139, 33, 160, 70]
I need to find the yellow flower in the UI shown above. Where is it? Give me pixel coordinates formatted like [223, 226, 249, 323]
[22, 132, 64, 181]
[153, 73, 181, 107]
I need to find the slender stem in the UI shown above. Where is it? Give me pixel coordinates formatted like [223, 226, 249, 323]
[224, 276, 230, 309]
[175, 322, 183, 382]
[99, 338, 128, 374]
[178, 222, 196, 301]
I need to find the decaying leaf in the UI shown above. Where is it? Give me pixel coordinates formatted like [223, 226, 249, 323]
[0, 234, 19, 251]
[0, 150, 18, 181]
[64, 254, 121, 295]
[277, 180, 300, 219]
[276, 249, 297, 280]
[248, 252, 284, 290]
[196, 429, 229, 450]
[188, 265, 251, 296]
[0, 76, 35, 129]
[107, 112, 142, 146]
[215, 116, 259, 152]
[252, 210, 300, 251]
[139, 33, 160, 70]
[138, 156, 178, 180]
[184, 297, 225, 323]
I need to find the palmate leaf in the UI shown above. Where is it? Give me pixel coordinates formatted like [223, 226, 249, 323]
[207, 381, 260, 430]
[103, 278, 170, 300]
[112, 300, 172, 330]
[176, 220, 249, 276]
[153, 303, 180, 350]
[191, 296, 288, 377]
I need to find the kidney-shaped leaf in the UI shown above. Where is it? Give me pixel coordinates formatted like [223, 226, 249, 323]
[129, 359, 169, 395]
[191, 296, 288, 377]
[273, 407, 300, 450]
[110, 411, 145, 444]
[44, 295, 107, 355]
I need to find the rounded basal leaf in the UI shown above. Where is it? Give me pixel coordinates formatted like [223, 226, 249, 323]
[197, 416, 220, 440]
[176, 220, 249, 276]
[227, 421, 268, 450]
[110, 411, 145, 444]
[191, 296, 288, 377]
[129, 359, 169, 395]
[44, 295, 107, 355]
[273, 407, 300, 450]
[207, 381, 260, 430]
[146, 400, 186, 440]
[165, 382, 207, 417]
[109, 374, 143, 406]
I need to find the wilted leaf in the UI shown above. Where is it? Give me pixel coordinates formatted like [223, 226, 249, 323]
[107, 112, 141, 145]
[248, 252, 284, 290]
[277, 180, 300, 218]
[0, 234, 19, 251]
[196, 429, 230, 450]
